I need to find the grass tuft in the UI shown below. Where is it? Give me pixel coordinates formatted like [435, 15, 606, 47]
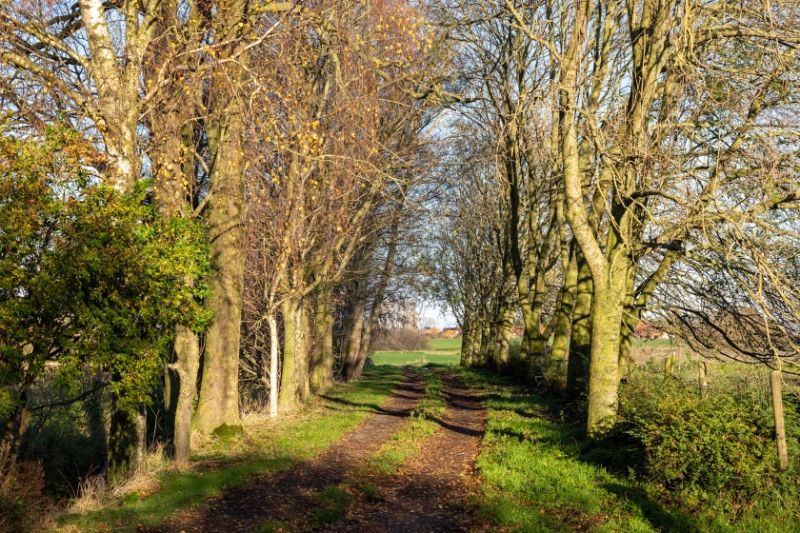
[313, 485, 354, 526]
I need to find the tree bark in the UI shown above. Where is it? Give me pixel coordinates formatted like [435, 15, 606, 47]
[566, 254, 592, 399]
[278, 296, 301, 412]
[551, 246, 578, 375]
[194, 108, 245, 433]
[460, 315, 475, 367]
[310, 287, 335, 394]
[585, 271, 626, 436]
[268, 314, 279, 418]
[698, 360, 708, 397]
[0, 400, 30, 484]
[494, 301, 515, 369]
[344, 296, 366, 382]
[170, 326, 200, 467]
[297, 300, 311, 402]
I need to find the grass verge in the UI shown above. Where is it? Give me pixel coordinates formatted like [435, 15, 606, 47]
[451, 367, 681, 532]
[452, 366, 800, 533]
[56, 366, 405, 533]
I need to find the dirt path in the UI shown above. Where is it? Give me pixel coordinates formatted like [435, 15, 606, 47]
[150, 370, 425, 533]
[328, 372, 488, 533]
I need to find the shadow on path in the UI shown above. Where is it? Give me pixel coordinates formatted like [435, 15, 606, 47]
[147, 370, 425, 533]
[327, 372, 490, 533]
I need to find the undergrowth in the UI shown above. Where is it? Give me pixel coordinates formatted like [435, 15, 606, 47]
[453, 365, 800, 532]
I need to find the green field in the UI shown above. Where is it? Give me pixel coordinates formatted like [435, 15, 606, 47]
[370, 337, 462, 366]
[425, 337, 462, 351]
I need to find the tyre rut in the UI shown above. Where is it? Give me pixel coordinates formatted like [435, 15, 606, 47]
[324, 371, 488, 533]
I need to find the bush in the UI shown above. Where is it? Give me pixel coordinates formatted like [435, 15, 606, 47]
[371, 328, 428, 351]
[21, 384, 107, 497]
[0, 461, 51, 533]
[616, 376, 793, 510]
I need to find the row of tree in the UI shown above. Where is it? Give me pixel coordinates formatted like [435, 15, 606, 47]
[0, 0, 442, 486]
[429, 0, 800, 445]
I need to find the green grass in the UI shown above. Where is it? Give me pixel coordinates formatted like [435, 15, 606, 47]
[451, 367, 692, 533]
[369, 336, 462, 367]
[452, 367, 800, 532]
[57, 366, 405, 533]
[426, 337, 462, 352]
[632, 337, 676, 348]
[370, 350, 460, 366]
[313, 485, 354, 526]
[365, 367, 445, 474]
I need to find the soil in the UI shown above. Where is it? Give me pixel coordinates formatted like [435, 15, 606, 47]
[325, 372, 489, 533]
[146, 369, 488, 533]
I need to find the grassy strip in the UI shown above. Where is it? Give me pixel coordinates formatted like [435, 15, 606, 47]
[364, 367, 446, 475]
[451, 367, 686, 533]
[56, 366, 405, 533]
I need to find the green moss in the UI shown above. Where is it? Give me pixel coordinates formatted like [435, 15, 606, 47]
[211, 424, 244, 441]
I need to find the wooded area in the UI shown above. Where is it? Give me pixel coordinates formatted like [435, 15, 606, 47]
[1, 0, 799, 531]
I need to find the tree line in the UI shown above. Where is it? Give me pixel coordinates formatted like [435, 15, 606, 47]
[0, 0, 443, 487]
[2, 0, 800, 503]
[428, 0, 800, 455]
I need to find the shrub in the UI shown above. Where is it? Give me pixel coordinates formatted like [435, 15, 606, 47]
[0, 461, 50, 533]
[371, 328, 428, 351]
[616, 376, 791, 510]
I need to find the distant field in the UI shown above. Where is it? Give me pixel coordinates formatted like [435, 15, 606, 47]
[424, 337, 462, 352]
[371, 337, 462, 366]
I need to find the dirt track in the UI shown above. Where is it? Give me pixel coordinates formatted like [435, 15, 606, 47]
[148, 369, 487, 533]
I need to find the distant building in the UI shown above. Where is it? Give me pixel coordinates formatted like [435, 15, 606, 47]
[634, 320, 668, 340]
[440, 327, 461, 338]
[421, 327, 440, 337]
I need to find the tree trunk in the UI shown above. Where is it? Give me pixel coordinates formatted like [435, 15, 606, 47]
[494, 302, 515, 369]
[771, 367, 789, 470]
[170, 326, 200, 467]
[460, 316, 474, 367]
[698, 360, 708, 397]
[0, 400, 30, 484]
[478, 319, 492, 367]
[551, 248, 578, 376]
[585, 280, 624, 437]
[194, 110, 245, 433]
[619, 267, 638, 381]
[268, 314, 279, 418]
[297, 301, 311, 402]
[344, 298, 366, 382]
[567, 254, 592, 399]
[278, 296, 300, 412]
[310, 287, 334, 394]
[526, 267, 550, 374]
